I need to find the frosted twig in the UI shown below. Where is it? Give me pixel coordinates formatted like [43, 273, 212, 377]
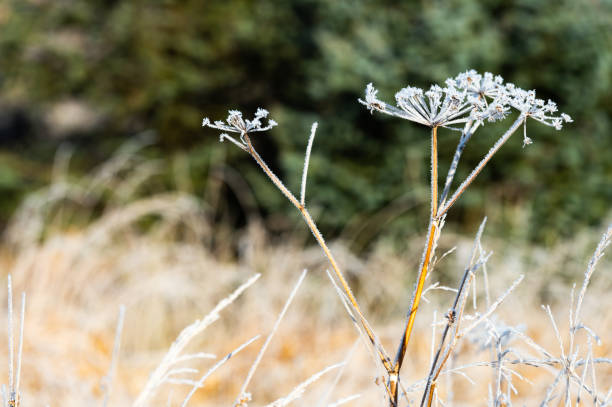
[576, 344, 591, 404]
[574, 225, 611, 332]
[542, 305, 565, 361]
[458, 274, 524, 339]
[301, 123, 318, 207]
[439, 129, 474, 207]
[438, 113, 526, 218]
[165, 378, 199, 386]
[541, 370, 563, 406]
[235, 270, 308, 406]
[163, 368, 199, 382]
[181, 335, 260, 407]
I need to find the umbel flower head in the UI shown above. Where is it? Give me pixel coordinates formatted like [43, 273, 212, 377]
[202, 108, 277, 148]
[360, 82, 477, 128]
[360, 70, 572, 143]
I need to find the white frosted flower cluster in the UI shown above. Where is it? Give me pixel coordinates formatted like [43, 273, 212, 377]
[361, 82, 477, 128]
[202, 108, 277, 146]
[360, 70, 572, 134]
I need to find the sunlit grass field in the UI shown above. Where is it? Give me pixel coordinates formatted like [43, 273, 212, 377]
[0, 140, 609, 406]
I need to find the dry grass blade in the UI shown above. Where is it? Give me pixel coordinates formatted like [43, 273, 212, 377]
[263, 363, 345, 407]
[234, 270, 309, 406]
[132, 274, 261, 407]
[324, 270, 392, 400]
[457, 274, 524, 340]
[181, 335, 260, 407]
[326, 394, 361, 407]
[316, 340, 359, 407]
[101, 305, 126, 407]
[5, 276, 25, 407]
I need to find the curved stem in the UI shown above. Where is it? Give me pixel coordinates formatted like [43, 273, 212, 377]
[439, 129, 473, 208]
[243, 135, 393, 375]
[437, 114, 525, 218]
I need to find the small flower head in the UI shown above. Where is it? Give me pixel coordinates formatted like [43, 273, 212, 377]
[502, 86, 570, 129]
[202, 108, 277, 148]
[360, 70, 572, 142]
[360, 82, 474, 128]
[452, 70, 505, 100]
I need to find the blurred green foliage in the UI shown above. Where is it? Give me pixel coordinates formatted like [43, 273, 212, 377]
[0, 0, 610, 245]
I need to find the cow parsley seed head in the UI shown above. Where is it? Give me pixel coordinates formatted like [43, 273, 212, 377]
[202, 108, 277, 135]
[360, 70, 572, 137]
[202, 108, 277, 148]
[360, 82, 474, 128]
[507, 87, 572, 130]
[453, 70, 505, 100]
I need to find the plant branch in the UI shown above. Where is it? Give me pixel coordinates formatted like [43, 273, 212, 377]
[437, 114, 526, 218]
[391, 126, 439, 403]
[243, 135, 393, 376]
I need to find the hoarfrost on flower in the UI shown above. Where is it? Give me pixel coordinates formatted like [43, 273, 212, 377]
[359, 69, 572, 141]
[202, 108, 278, 148]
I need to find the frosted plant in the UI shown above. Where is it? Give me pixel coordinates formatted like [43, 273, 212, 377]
[202, 108, 277, 148]
[360, 83, 477, 128]
[203, 110, 395, 399]
[205, 70, 582, 407]
[358, 70, 573, 406]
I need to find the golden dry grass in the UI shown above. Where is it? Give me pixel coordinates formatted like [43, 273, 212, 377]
[0, 189, 609, 406]
[0, 142, 610, 406]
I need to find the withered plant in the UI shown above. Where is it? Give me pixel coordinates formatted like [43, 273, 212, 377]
[202, 70, 609, 406]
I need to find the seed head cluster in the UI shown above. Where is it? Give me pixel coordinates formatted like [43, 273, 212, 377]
[360, 70, 573, 135]
[202, 108, 277, 146]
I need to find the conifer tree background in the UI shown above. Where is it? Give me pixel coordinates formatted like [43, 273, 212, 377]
[0, 0, 610, 244]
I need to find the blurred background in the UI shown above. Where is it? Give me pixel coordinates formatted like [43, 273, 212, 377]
[1, 0, 610, 247]
[0, 1, 611, 405]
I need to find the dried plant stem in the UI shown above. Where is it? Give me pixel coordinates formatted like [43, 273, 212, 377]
[437, 114, 526, 218]
[421, 218, 489, 407]
[391, 126, 439, 402]
[243, 135, 392, 375]
[439, 128, 473, 208]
